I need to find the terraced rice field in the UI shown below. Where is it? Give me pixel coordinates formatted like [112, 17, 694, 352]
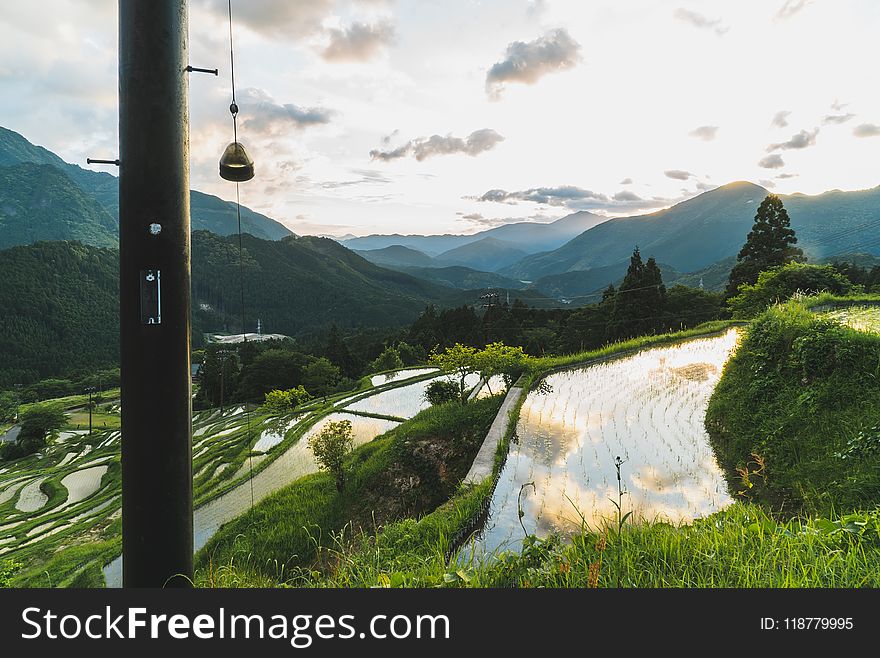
[824, 305, 880, 334]
[470, 330, 740, 557]
[1, 365, 492, 586]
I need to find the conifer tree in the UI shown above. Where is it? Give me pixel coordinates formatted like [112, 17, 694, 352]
[607, 247, 667, 341]
[725, 194, 804, 297]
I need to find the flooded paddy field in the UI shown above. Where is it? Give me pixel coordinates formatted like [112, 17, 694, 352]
[469, 330, 740, 557]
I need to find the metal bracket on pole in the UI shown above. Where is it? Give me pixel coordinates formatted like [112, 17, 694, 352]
[185, 65, 218, 76]
[87, 158, 121, 166]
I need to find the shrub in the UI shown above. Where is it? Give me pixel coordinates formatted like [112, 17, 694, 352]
[309, 419, 354, 492]
[728, 263, 854, 319]
[423, 380, 459, 406]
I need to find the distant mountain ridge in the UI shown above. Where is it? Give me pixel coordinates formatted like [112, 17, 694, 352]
[0, 126, 293, 247]
[341, 210, 607, 261]
[503, 181, 880, 286]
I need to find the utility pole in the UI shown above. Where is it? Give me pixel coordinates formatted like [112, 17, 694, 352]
[85, 386, 96, 435]
[119, 0, 193, 588]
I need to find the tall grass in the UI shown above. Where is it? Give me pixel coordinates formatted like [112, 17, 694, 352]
[706, 301, 880, 514]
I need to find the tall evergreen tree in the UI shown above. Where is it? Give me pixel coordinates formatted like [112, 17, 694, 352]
[324, 325, 360, 379]
[607, 247, 668, 341]
[725, 194, 804, 297]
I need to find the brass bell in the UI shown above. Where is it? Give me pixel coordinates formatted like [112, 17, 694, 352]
[219, 141, 255, 182]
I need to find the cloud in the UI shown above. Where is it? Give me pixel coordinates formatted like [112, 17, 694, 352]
[768, 128, 819, 151]
[771, 110, 791, 128]
[485, 28, 582, 100]
[689, 125, 719, 141]
[776, 173, 799, 179]
[695, 182, 717, 192]
[370, 128, 505, 161]
[194, 0, 334, 38]
[759, 154, 786, 169]
[823, 113, 856, 125]
[612, 190, 643, 202]
[759, 179, 777, 189]
[664, 170, 694, 181]
[475, 186, 608, 206]
[673, 8, 728, 36]
[321, 20, 395, 62]
[854, 123, 880, 138]
[619, 177, 633, 185]
[380, 129, 399, 146]
[236, 87, 334, 135]
[776, 0, 811, 20]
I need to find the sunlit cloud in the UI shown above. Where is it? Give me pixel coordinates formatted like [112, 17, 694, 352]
[823, 113, 855, 125]
[854, 123, 880, 138]
[370, 129, 505, 162]
[771, 110, 791, 128]
[673, 8, 728, 36]
[320, 20, 395, 62]
[767, 128, 819, 151]
[485, 28, 582, 100]
[759, 154, 786, 169]
[689, 125, 719, 141]
[775, 0, 812, 21]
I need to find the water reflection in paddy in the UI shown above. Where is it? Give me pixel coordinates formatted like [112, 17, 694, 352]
[470, 330, 739, 557]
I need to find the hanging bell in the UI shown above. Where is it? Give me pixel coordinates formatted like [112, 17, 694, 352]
[219, 141, 255, 182]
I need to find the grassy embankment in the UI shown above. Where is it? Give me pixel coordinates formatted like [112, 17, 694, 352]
[196, 321, 742, 587]
[196, 395, 504, 586]
[200, 312, 880, 588]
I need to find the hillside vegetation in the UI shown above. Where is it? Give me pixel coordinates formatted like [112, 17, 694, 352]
[197, 396, 503, 585]
[706, 302, 880, 513]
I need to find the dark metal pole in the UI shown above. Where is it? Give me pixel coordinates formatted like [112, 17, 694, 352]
[119, 0, 193, 588]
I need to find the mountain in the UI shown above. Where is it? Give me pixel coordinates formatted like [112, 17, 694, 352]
[0, 164, 118, 249]
[0, 241, 119, 388]
[0, 126, 293, 245]
[340, 210, 607, 257]
[503, 182, 880, 282]
[434, 237, 528, 272]
[355, 245, 435, 268]
[503, 182, 770, 280]
[392, 265, 529, 291]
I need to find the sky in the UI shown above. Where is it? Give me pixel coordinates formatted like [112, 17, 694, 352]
[1, 0, 879, 237]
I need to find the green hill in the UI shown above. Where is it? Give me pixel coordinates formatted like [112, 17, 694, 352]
[435, 237, 528, 272]
[0, 164, 118, 249]
[355, 244, 435, 268]
[0, 126, 293, 245]
[0, 241, 119, 387]
[503, 181, 880, 282]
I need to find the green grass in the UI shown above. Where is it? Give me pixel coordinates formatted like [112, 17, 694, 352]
[707, 301, 880, 514]
[195, 396, 503, 586]
[452, 504, 880, 588]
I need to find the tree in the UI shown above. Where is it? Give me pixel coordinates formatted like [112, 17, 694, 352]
[476, 342, 528, 392]
[369, 346, 404, 374]
[0, 391, 18, 424]
[429, 344, 479, 404]
[263, 385, 312, 412]
[728, 263, 855, 319]
[198, 348, 241, 407]
[726, 194, 805, 298]
[325, 325, 360, 379]
[423, 379, 460, 406]
[664, 285, 725, 329]
[302, 357, 341, 398]
[309, 419, 354, 492]
[235, 349, 308, 402]
[2, 403, 66, 460]
[396, 341, 426, 366]
[607, 247, 667, 341]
